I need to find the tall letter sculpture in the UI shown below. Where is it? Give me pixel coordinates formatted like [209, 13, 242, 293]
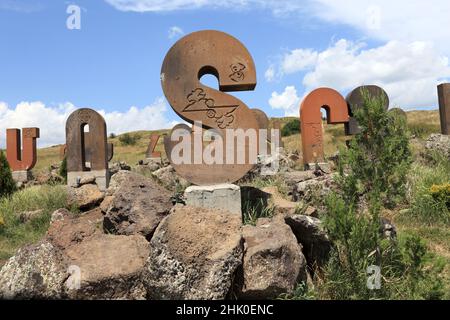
[66, 108, 109, 191]
[161, 30, 260, 185]
[6, 128, 40, 183]
[437, 83, 450, 135]
[345, 85, 389, 135]
[59, 138, 114, 162]
[300, 88, 349, 167]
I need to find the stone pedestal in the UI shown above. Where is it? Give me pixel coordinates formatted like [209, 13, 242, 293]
[184, 184, 242, 215]
[12, 171, 32, 185]
[68, 170, 110, 192]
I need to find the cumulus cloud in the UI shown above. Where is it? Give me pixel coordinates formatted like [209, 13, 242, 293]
[269, 39, 450, 111]
[281, 48, 318, 75]
[103, 0, 305, 15]
[168, 26, 184, 39]
[0, 98, 175, 148]
[268, 86, 301, 116]
[308, 0, 450, 54]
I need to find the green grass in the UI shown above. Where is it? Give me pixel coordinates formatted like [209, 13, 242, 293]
[242, 199, 275, 226]
[0, 185, 74, 266]
[404, 153, 450, 226]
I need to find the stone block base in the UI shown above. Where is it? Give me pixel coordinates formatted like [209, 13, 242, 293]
[184, 184, 242, 216]
[68, 170, 110, 191]
[12, 171, 32, 185]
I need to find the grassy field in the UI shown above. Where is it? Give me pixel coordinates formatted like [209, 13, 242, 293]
[1, 109, 448, 298]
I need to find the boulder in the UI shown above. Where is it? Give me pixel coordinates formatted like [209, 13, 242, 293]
[1, 209, 150, 300]
[143, 205, 243, 300]
[424, 134, 450, 160]
[67, 184, 105, 211]
[102, 171, 173, 239]
[285, 215, 332, 270]
[50, 208, 71, 224]
[239, 218, 307, 299]
[152, 165, 190, 191]
[261, 186, 298, 216]
[79, 176, 96, 186]
[109, 161, 132, 176]
[0, 241, 68, 299]
[292, 175, 334, 203]
[64, 234, 149, 300]
[47, 208, 103, 250]
[281, 171, 316, 190]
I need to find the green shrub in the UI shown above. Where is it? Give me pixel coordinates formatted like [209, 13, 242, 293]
[339, 89, 412, 208]
[281, 119, 300, 137]
[119, 133, 139, 146]
[109, 133, 117, 139]
[0, 151, 16, 198]
[320, 89, 443, 300]
[59, 156, 68, 182]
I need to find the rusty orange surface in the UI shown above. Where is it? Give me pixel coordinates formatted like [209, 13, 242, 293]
[6, 128, 40, 171]
[300, 88, 349, 166]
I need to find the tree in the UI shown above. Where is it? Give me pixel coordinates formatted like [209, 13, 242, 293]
[340, 88, 412, 208]
[0, 150, 16, 198]
[320, 89, 443, 300]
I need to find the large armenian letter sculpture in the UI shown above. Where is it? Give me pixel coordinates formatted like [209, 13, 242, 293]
[65, 108, 109, 191]
[345, 85, 389, 135]
[161, 30, 260, 185]
[437, 83, 450, 135]
[59, 138, 114, 162]
[6, 127, 40, 182]
[300, 88, 349, 167]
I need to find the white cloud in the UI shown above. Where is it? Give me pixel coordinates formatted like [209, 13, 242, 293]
[281, 48, 318, 75]
[0, 98, 174, 148]
[309, 0, 450, 54]
[269, 39, 450, 110]
[168, 26, 184, 39]
[104, 0, 450, 55]
[268, 86, 301, 116]
[103, 0, 305, 15]
[264, 65, 275, 82]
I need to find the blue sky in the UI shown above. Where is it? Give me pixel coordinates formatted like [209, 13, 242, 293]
[1, 0, 450, 146]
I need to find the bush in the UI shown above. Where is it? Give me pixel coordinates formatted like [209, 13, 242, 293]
[0, 150, 16, 198]
[119, 133, 139, 146]
[338, 89, 412, 208]
[59, 156, 67, 182]
[281, 119, 300, 137]
[109, 133, 117, 139]
[319, 88, 444, 300]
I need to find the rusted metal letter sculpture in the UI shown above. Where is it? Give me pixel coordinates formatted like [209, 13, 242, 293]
[437, 83, 450, 135]
[6, 128, 40, 182]
[161, 30, 259, 185]
[65, 108, 109, 190]
[300, 88, 349, 167]
[345, 85, 389, 135]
